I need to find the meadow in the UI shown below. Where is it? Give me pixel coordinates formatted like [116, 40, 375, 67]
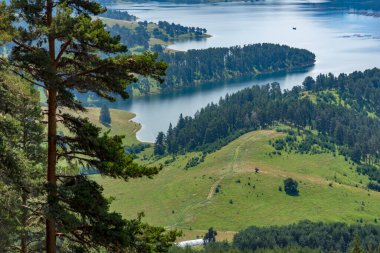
[93, 127, 380, 241]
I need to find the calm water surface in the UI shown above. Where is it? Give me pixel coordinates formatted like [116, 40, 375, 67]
[101, 0, 380, 142]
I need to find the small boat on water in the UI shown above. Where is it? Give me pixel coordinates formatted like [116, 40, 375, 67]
[292, 27, 297, 30]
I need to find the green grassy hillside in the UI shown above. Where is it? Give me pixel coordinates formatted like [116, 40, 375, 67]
[94, 129, 380, 240]
[54, 107, 141, 145]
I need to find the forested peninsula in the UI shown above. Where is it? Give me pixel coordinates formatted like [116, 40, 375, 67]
[159, 44, 314, 89]
[131, 44, 315, 95]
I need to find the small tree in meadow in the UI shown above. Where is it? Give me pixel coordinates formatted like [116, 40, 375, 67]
[284, 178, 299, 196]
[203, 227, 217, 244]
[99, 104, 111, 127]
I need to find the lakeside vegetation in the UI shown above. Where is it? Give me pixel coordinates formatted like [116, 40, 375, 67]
[126, 44, 315, 95]
[99, 9, 138, 21]
[156, 44, 315, 91]
[156, 69, 380, 167]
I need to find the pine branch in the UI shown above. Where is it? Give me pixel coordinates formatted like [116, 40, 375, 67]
[12, 39, 36, 52]
[72, 63, 111, 77]
[8, 68, 46, 88]
[54, 39, 72, 66]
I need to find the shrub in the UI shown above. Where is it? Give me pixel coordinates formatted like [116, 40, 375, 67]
[284, 178, 299, 196]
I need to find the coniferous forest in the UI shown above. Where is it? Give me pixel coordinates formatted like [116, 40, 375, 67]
[1, 0, 380, 252]
[158, 44, 315, 90]
[99, 9, 138, 21]
[170, 221, 380, 253]
[157, 68, 380, 172]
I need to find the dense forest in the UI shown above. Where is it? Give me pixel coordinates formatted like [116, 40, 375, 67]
[157, 44, 315, 90]
[99, 9, 137, 21]
[233, 221, 380, 252]
[303, 68, 380, 116]
[157, 21, 207, 38]
[156, 68, 380, 170]
[108, 22, 151, 49]
[128, 44, 315, 94]
[170, 221, 380, 253]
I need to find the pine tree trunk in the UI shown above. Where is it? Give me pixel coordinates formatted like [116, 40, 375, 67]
[21, 192, 28, 253]
[46, 0, 57, 251]
[21, 101, 28, 253]
[46, 89, 57, 253]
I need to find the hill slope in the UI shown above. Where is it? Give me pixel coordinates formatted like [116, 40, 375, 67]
[94, 129, 380, 238]
[54, 107, 141, 145]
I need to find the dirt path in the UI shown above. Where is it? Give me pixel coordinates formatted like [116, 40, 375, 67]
[206, 133, 263, 200]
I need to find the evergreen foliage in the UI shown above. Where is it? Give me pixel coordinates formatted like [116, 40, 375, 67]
[233, 221, 380, 253]
[0, 70, 45, 252]
[125, 143, 151, 155]
[157, 21, 207, 37]
[283, 178, 299, 196]
[99, 9, 137, 21]
[169, 221, 380, 253]
[155, 131, 166, 156]
[203, 227, 218, 243]
[169, 244, 323, 253]
[303, 68, 380, 116]
[158, 44, 315, 91]
[99, 103, 111, 126]
[0, 0, 179, 252]
[159, 69, 380, 168]
[271, 130, 337, 156]
[108, 23, 151, 50]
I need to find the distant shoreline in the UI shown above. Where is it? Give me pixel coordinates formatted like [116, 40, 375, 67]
[348, 11, 380, 18]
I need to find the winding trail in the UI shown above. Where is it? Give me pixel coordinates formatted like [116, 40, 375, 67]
[207, 134, 261, 200]
[171, 133, 259, 227]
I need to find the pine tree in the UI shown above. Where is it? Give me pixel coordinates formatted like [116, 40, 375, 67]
[351, 235, 363, 253]
[0, 1, 178, 252]
[0, 70, 45, 252]
[99, 104, 111, 127]
[155, 131, 166, 156]
[203, 227, 217, 244]
[166, 123, 175, 153]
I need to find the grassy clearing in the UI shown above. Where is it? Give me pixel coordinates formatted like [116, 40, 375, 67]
[51, 107, 141, 145]
[94, 130, 380, 241]
[98, 17, 138, 29]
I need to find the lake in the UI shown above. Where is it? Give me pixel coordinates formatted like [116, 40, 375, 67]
[100, 0, 380, 142]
